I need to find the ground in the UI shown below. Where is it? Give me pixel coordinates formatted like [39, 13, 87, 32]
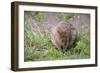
[24, 12, 90, 61]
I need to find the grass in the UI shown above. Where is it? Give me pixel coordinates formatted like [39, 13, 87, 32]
[24, 22, 90, 62]
[31, 12, 74, 22]
[31, 12, 44, 22]
[24, 12, 90, 62]
[56, 13, 75, 20]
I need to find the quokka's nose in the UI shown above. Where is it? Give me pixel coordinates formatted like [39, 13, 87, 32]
[61, 46, 63, 49]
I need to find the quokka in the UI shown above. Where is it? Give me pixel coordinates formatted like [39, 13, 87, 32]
[51, 21, 77, 51]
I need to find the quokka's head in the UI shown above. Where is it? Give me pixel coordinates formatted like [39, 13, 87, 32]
[57, 29, 70, 50]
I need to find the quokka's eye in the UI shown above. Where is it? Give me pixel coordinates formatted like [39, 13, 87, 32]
[62, 39, 64, 42]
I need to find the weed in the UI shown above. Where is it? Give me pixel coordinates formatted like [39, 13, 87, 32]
[24, 22, 90, 61]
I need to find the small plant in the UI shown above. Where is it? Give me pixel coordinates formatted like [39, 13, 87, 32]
[31, 12, 44, 22]
[24, 12, 90, 61]
[73, 28, 90, 58]
[24, 22, 90, 61]
[57, 13, 75, 20]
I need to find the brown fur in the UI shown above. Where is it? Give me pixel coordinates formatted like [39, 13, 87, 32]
[51, 21, 77, 51]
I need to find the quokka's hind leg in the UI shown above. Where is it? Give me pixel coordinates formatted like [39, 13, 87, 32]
[51, 33, 61, 49]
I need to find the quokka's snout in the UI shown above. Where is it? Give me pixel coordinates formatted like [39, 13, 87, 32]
[51, 21, 77, 51]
